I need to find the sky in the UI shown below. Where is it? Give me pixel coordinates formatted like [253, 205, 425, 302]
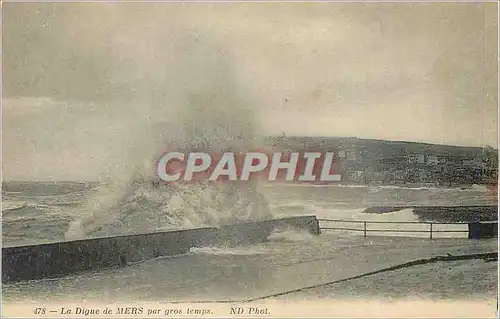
[3, 2, 499, 181]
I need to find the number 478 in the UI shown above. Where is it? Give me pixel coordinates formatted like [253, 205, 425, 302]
[34, 308, 46, 315]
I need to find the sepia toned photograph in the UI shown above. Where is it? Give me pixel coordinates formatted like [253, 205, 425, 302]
[2, 1, 498, 318]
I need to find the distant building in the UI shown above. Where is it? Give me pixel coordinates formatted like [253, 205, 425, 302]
[463, 158, 486, 169]
[407, 154, 425, 164]
[346, 150, 357, 161]
[426, 155, 439, 166]
[337, 145, 358, 161]
[439, 155, 463, 165]
[348, 170, 364, 182]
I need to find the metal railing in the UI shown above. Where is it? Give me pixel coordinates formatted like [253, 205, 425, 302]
[318, 219, 470, 239]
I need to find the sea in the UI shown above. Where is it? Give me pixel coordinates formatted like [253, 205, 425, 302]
[1, 181, 498, 302]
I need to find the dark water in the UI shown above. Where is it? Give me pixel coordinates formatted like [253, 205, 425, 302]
[2, 182, 498, 302]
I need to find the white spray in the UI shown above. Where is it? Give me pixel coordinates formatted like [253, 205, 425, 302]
[64, 12, 271, 239]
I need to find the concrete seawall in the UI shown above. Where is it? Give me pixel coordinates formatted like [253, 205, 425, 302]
[468, 222, 498, 239]
[363, 205, 498, 222]
[2, 216, 320, 283]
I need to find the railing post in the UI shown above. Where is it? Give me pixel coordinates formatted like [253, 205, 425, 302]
[363, 221, 367, 237]
[430, 223, 433, 240]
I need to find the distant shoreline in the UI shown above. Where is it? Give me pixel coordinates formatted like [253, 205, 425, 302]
[2, 180, 497, 196]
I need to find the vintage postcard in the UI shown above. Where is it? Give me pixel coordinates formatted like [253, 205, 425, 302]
[2, 1, 498, 318]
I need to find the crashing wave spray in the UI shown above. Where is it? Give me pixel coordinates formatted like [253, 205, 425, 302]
[65, 19, 272, 239]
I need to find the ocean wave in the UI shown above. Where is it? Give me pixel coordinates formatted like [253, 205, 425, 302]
[266, 228, 316, 242]
[466, 184, 490, 192]
[377, 185, 462, 192]
[2, 216, 38, 224]
[315, 207, 470, 238]
[65, 181, 274, 240]
[189, 246, 269, 256]
[312, 207, 368, 220]
[264, 183, 484, 192]
[2, 203, 28, 213]
[1, 202, 63, 213]
[264, 183, 369, 188]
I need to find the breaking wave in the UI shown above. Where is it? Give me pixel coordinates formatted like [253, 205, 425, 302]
[189, 246, 270, 256]
[314, 207, 469, 239]
[2, 203, 28, 213]
[65, 181, 273, 239]
[266, 228, 316, 242]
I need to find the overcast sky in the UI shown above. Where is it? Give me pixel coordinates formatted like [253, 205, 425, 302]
[3, 2, 498, 181]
